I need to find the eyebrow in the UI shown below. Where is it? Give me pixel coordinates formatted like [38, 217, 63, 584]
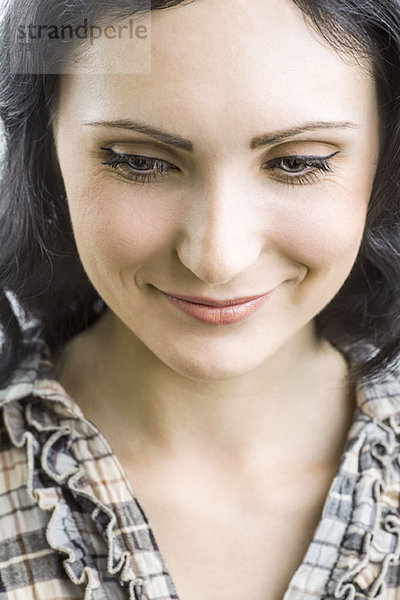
[250, 120, 359, 149]
[83, 119, 359, 151]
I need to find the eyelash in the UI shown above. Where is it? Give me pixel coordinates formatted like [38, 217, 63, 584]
[100, 147, 339, 186]
[265, 152, 339, 185]
[100, 147, 176, 185]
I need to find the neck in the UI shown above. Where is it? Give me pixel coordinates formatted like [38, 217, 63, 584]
[53, 310, 356, 473]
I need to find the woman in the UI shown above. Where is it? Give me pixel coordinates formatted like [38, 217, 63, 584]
[0, 0, 400, 598]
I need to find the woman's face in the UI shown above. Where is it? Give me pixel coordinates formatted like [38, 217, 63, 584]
[53, 0, 380, 381]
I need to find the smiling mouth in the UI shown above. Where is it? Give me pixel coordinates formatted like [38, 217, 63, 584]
[156, 288, 274, 325]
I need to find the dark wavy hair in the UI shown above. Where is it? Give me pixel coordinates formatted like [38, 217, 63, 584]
[0, 0, 400, 388]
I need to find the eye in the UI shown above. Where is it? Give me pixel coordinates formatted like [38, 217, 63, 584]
[263, 151, 340, 185]
[100, 147, 340, 187]
[100, 147, 179, 184]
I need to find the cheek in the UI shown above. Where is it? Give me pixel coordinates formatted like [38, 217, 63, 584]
[67, 185, 178, 275]
[273, 195, 368, 274]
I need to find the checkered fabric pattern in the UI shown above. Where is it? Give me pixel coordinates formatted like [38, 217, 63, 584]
[0, 318, 400, 599]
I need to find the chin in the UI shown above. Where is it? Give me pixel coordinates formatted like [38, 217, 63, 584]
[156, 346, 265, 382]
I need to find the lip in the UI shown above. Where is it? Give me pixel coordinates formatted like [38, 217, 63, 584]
[157, 290, 270, 307]
[157, 288, 274, 325]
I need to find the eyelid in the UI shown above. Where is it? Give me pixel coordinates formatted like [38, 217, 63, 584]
[262, 150, 340, 172]
[98, 144, 184, 168]
[263, 135, 347, 154]
[99, 145, 341, 187]
[99, 144, 340, 166]
[268, 150, 340, 162]
[262, 150, 340, 186]
[100, 146, 178, 185]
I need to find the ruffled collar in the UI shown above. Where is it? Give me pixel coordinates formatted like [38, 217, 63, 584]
[0, 319, 179, 600]
[1, 319, 400, 600]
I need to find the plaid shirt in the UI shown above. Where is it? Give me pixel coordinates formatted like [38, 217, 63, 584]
[0, 319, 400, 600]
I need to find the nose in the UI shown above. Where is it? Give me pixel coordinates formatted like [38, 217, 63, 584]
[175, 178, 263, 285]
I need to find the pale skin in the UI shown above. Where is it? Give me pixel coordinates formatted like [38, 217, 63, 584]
[51, 0, 380, 598]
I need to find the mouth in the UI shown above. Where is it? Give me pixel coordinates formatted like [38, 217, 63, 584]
[156, 288, 274, 325]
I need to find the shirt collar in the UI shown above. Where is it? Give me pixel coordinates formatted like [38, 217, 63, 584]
[0, 318, 85, 419]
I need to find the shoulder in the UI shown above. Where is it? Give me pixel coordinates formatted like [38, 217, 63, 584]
[0, 318, 46, 405]
[343, 339, 400, 420]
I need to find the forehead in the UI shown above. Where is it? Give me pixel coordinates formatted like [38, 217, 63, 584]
[58, 0, 377, 146]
